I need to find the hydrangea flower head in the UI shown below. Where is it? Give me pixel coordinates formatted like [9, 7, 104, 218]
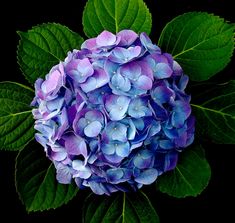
[32, 30, 195, 195]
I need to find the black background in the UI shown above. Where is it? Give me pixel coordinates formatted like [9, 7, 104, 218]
[0, 0, 235, 222]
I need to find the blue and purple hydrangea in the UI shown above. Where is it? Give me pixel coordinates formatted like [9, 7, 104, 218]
[32, 30, 195, 195]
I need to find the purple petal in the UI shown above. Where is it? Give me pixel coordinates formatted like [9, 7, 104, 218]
[151, 85, 175, 104]
[134, 75, 152, 90]
[120, 62, 142, 81]
[81, 37, 97, 50]
[154, 63, 173, 79]
[96, 31, 117, 47]
[41, 70, 61, 93]
[55, 163, 72, 184]
[81, 68, 109, 93]
[64, 135, 87, 157]
[173, 61, 183, 76]
[66, 58, 94, 84]
[117, 30, 138, 46]
[50, 149, 67, 161]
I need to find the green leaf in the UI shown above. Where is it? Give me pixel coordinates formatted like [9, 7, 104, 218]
[82, 0, 152, 38]
[0, 82, 34, 151]
[15, 143, 78, 212]
[157, 144, 211, 198]
[158, 12, 235, 81]
[191, 81, 235, 144]
[83, 192, 159, 223]
[17, 23, 84, 84]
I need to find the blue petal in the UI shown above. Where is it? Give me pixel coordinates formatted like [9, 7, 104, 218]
[101, 143, 116, 155]
[133, 150, 153, 169]
[135, 169, 159, 185]
[111, 73, 131, 92]
[128, 97, 152, 118]
[172, 101, 191, 128]
[105, 95, 130, 121]
[106, 122, 127, 142]
[84, 121, 102, 137]
[164, 151, 178, 171]
[115, 142, 130, 157]
[159, 140, 174, 150]
[151, 85, 174, 104]
[81, 68, 109, 93]
[106, 168, 124, 183]
[89, 181, 106, 195]
[153, 63, 173, 79]
[121, 118, 136, 140]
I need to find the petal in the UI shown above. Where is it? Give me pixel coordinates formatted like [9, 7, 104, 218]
[178, 75, 189, 90]
[51, 151, 67, 162]
[96, 31, 117, 47]
[105, 95, 130, 121]
[107, 122, 127, 142]
[72, 160, 84, 170]
[77, 167, 92, 179]
[140, 32, 160, 52]
[109, 108, 126, 121]
[109, 46, 141, 63]
[172, 101, 191, 127]
[117, 30, 138, 46]
[121, 119, 136, 140]
[111, 73, 131, 92]
[120, 62, 141, 80]
[107, 168, 124, 183]
[151, 85, 174, 104]
[101, 143, 116, 155]
[55, 163, 72, 184]
[154, 63, 173, 79]
[128, 97, 151, 118]
[135, 168, 159, 184]
[134, 75, 152, 90]
[115, 142, 130, 157]
[85, 110, 103, 123]
[80, 77, 97, 93]
[159, 140, 174, 150]
[80, 68, 109, 93]
[81, 37, 97, 50]
[133, 156, 151, 169]
[164, 152, 178, 171]
[84, 121, 102, 137]
[65, 135, 87, 157]
[173, 61, 183, 76]
[104, 153, 124, 163]
[89, 182, 106, 195]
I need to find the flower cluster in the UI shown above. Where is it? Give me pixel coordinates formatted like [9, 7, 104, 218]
[32, 30, 195, 195]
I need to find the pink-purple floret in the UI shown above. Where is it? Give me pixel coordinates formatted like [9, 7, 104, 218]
[31, 30, 195, 195]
